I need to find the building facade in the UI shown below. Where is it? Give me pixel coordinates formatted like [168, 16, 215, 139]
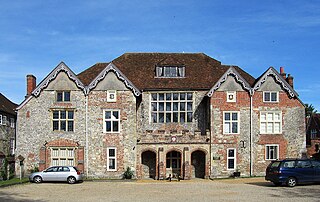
[15, 53, 305, 179]
[0, 93, 17, 179]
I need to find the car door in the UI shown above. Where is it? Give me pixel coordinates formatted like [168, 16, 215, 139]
[57, 166, 70, 181]
[42, 166, 59, 181]
[295, 160, 315, 182]
[311, 160, 320, 182]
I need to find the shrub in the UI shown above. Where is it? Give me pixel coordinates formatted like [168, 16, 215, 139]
[123, 167, 134, 179]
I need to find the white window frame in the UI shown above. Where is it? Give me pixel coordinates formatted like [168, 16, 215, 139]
[107, 147, 117, 171]
[263, 91, 279, 102]
[260, 111, 282, 134]
[0, 115, 2, 125]
[103, 110, 120, 133]
[51, 147, 75, 166]
[52, 110, 74, 132]
[150, 92, 193, 123]
[107, 90, 117, 102]
[265, 144, 279, 160]
[223, 111, 240, 134]
[311, 129, 317, 139]
[227, 148, 236, 170]
[227, 91, 236, 102]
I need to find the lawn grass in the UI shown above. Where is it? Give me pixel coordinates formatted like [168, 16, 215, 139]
[0, 178, 29, 187]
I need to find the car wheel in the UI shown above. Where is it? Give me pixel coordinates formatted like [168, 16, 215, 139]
[67, 176, 76, 184]
[286, 177, 297, 187]
[33, 176, 42, 183]
[273, 182, 282, 186]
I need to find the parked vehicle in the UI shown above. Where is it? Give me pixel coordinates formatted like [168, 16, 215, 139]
[29, 166, 83, 184]
[265, 159, 320, 187]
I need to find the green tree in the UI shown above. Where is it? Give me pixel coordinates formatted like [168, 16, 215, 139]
[305, 103, 317, 117]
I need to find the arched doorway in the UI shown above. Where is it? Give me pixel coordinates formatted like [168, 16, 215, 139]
[191, 150, 206, 178]
[141, 151, 156, 179]
[166, 151, 181, 177]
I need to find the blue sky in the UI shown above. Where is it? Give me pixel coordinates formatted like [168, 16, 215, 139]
[0, 0, 319, 110]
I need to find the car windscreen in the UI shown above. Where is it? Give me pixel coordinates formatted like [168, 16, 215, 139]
[269, 161, 281, 168]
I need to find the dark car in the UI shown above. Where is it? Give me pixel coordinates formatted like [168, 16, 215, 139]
[265, 159, 320, 187]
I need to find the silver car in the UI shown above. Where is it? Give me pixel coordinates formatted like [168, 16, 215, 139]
[29, 166, 83, 184]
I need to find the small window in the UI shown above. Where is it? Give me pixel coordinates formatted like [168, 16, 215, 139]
[266, 144, 279, 160]
[10, 118, 15, 128]
[2, 116, 7, 125]
[223, 112, 239, 134]
[0, 115, 2, 125]
[263, 92, 278, 102]
[311, 129, 317, 139]
[107, 147, 117, 171]
[107, 90, 117, 102]
[227, 91, 236, 102]
[227, 148, 236, 170]
[104, 110, 120, 133]
[156, 66, 185, 78]
[57, 91, 71, 102]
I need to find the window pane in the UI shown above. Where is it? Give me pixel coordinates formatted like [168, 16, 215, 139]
[152, 113, 157, 123]
[159, 102, 164, 111]
[152, 102, 157, 111]
[187, 112, 192, 122]
[60, 111, 66, 119]
[187, 93, 193, 100]
[260, 122, 266, 133]
[64, 92, 70, 101]
[232, 122, 238, 133]
[57, 92, 63, 102]
[274, 113, 280, 121]
[173, 103, 178, 111]
[180, 112, 185, 122]
[180, 103, 185, 111]
[232, 113, 238, 121]
[274, 122, 280, 133]
[173, 93, 179, 100]
[166, 113, 171, 122]
[105, 111, 111, 119]
[187, 102, 192, 111]
[224, 113, 230, 121]
[166, 102, 171, 111]
[151, 93, 157, 101]
[166, 93, 172, 100]
[267, 123, 273, 133]
[271, 92, 277, 101]
[180, 93, 186, 100]
[224, 122, 230, 133]
[106, 121, 111, 132]
[109, 149, 115, 157]
[53, 111, 59, 119]
[109, 159, 115, 169]
[159, 113, 164, 123]
[53, 121, 59, 130]
[228, 159, 235, 169]
[113, 121, 119, 132]
[228, 149, 235, 157]
[68, 111, 74, 119]
[173, 112, 178, 122]
[264, 92, 270, 101]
[67, 121, 74, 131]
[267, 113, 273, 121]
[112, 111, 119, 119]
[61, 121, 66, 131]
[159, 93, 164, 100]
[260, 113, 266, 121]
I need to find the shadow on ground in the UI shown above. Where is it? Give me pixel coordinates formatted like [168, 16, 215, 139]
[0, 191, 44, 202]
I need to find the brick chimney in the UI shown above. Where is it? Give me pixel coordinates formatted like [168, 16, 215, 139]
[26, 75, 36, 97]
[280, 67, 286, 79]
[286, 74, 294, 88]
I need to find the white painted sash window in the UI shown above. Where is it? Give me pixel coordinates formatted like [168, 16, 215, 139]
[103, 110, 120, 133]
[227, 148, 236, 170]
[265, 144, 279, 160]
[223, 112, 239, 134]
[260, 112, 282, 134]
[107, 147, 117, 171]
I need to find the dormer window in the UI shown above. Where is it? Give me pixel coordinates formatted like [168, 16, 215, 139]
[156, 66, 185, 78]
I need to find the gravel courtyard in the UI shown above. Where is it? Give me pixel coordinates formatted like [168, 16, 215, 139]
[1, 177, 320, 202]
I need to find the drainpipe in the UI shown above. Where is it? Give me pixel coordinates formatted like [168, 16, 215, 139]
[250, 93, 253, 177]
[85, 95, 89, 177]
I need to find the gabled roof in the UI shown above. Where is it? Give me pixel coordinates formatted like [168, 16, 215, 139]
[207, 66, 253, 97]
[253, 67, 298, 98]
[78, 53, 255, 91]
[86, 63, 141, 96]
[32, 62, 86, 97]
[0, 93, 17, 115]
